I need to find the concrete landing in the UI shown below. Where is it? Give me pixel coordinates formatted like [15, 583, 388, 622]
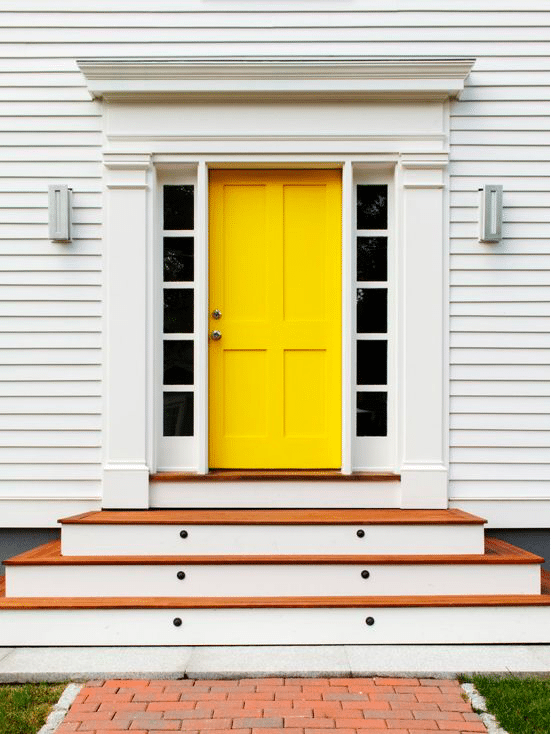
[0, 645, 547, 683]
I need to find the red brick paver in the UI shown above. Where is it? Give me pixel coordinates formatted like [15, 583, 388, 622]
[59, 677, 488, 733]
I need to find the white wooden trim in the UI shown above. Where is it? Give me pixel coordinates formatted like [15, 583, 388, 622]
[77, 56, 475, 101]
[398, 154, 449, 508]
[150, 480, 401, 509]
[7, 563, 540, 599]
[92, 55, 466, 505]
[0, 606, 546, 646]
[196, 161, 209, 474]
[156, 168, 200, 474]
[353, 170, 396, 473]
[102, 154, 152, 509]
[341, 161, 353, 474]
[61, 522, 484, 557]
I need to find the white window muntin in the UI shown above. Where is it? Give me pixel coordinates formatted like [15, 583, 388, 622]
[352, 168, 396, 472]
[156, 167, 199, 471]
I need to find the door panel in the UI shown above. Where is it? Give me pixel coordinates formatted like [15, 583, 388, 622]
[209, 169, 341, 468]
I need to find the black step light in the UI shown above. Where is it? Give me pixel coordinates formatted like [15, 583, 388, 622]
[180, 529, 188, 538]
[176, 571, 186, 580]
[361, 570, 370, 579]
[173, 617, 182, 627]
[365, 616, 375, 626]
[357, 529, 365, 538]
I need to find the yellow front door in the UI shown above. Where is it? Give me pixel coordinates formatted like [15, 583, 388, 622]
[209, 169, 341, 468]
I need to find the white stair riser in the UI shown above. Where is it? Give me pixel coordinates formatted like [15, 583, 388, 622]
[0, 606, 548, 645]
[61, 523, 484, 556]
[150, 481, 400, 508]
[5, 563, 541, 598]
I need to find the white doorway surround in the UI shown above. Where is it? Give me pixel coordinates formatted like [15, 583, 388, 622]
[77, 56, 474, 510]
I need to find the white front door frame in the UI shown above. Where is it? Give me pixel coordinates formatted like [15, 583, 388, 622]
[79, 56, 473, 510]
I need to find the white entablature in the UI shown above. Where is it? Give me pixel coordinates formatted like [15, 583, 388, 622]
[78, 56, 474, 101]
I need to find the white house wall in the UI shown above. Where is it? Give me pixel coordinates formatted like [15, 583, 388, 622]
[0, 0, 548, 527]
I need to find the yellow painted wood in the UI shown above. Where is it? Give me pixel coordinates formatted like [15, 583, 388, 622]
[209, 169, 341, 468]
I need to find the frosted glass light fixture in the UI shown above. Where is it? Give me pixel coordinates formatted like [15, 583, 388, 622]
[478, 184, 502, 243]
[48, 184, 73, 242]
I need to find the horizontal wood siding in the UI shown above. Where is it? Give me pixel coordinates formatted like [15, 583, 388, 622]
[0, 1, 548, 524]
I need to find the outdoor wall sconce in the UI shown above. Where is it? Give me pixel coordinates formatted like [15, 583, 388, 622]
[478, 184, 503, 243]
[48, 184, 73, 242]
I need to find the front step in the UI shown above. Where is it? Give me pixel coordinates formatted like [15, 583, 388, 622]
[4, 538, 543, 597]
[0, 577, 548, 646]
[1, 508, 547, 646]
[59, 509, 486, 556]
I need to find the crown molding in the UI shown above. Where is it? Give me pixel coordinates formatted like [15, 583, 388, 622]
[77, 56, 475, 102]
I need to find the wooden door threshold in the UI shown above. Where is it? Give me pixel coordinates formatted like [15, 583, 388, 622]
[150, 470, 400, 482]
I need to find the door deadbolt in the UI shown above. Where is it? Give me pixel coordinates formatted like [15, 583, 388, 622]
[212, 309, 222, 320]
[210, 330, 222, 341]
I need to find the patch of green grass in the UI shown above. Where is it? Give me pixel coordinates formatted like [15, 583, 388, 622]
[0, 682, 66, 734]
[465, 675, 550, 734]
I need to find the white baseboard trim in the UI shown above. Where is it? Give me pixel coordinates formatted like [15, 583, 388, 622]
[0, 499, 102, 528]
[449, 499, 550, 528]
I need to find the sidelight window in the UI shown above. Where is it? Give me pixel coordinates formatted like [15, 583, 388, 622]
[162, 184, 195, 437]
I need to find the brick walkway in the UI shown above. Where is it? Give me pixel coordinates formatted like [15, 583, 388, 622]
[56, 677, 488, 734]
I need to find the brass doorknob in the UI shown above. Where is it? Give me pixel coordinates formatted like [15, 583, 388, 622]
[210, 330, 222, 341]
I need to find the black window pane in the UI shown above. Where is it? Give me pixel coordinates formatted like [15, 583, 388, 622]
[164, 392, 194, 436]
[357, 289, 387, 333]
[357, 237, 387, 281]
[164, 185, 194, 230]
[164, 341, 193, 385]
[164, 289, 194, 333]
[164, 237, 194, 282]
[357, 392, 387, 436]
[357, 340, 387, 385]
[357, 185, 387, 230]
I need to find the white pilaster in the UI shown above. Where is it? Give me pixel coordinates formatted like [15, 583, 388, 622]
[399, 154, 448, 508]
[102, 154, 152, 508]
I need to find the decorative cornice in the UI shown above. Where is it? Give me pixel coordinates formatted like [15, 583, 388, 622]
[77, 56, 475, 101]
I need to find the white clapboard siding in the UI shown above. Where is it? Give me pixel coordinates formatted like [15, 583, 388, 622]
[450, 381, 549, 397]
[451, 414, 550, 431]
[0, 1, 547, 525]
[451, 316, 549, 332]
[451, 430, 550, 447]
[451, 364, 549, 379]
[0, 430, 101, 447]
[451, 239, 549, 254]
[0, 414, 101, 430]
[0, 350, 101, 365]
[0, 10, 549, 28]
[0, 479, 101, 497]
[0, 301, 101, 316]
[0, 381, 100, 397]
[450, 286, 549, 302]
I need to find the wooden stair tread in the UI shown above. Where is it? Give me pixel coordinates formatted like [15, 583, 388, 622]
[0, 577, 547, 610]
[60, 508, 486, 525]
[150, 470, 399, 482]
[4, 537, 543, 566]
[542, 569, 550, 595]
